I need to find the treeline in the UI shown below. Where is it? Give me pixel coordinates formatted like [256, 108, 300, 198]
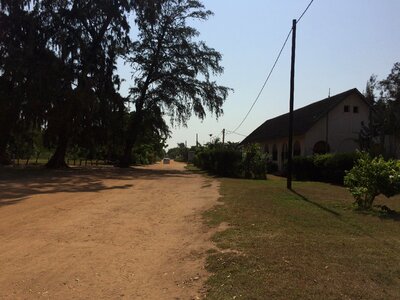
[0, 0, 229, 168]
[169, 141, 268, 179]
[360, 62, 400, 157]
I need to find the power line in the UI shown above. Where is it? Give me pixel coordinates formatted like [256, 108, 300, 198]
[226, 130, 247, 137]
[232, 28, 292, 133]
[297, 0, 315, 23]
[231, 0, 316, 134]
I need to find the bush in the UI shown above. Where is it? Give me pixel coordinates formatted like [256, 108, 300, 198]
[194, 145, 243, 177]
[242, 144, 267, 179]
[292, 152, 359, 184]
[344, 152, 400, 210]
[266, 159, 278, 174]
[194, 143, 267, 179]
[317, 153, 359, 184]
[292, 156, 316, 180]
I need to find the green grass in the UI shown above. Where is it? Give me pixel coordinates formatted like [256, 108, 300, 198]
[203, 176, 400, 299]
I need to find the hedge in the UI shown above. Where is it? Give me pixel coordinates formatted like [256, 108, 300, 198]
[292, 152, 360, 184]
[194, 144, 267, 179]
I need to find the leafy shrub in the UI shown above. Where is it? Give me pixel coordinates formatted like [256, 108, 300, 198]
[194, 143, 267, 179]
[292, 156, 316, 180]
[266, 159, 278, 174]
[194, 145, 243, 177]
[292, 152, 359, 184]
[344, 152, 400, 209]
[242, 144, 267, 179]
[317, 153, 359, 183]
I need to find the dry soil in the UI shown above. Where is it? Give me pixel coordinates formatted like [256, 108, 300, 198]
[0, 161, 220, 299]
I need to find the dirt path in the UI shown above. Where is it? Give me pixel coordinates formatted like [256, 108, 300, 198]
[0, 161, 220, 299]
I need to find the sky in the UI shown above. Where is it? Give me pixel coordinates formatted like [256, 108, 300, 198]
[119, 0, 400, 149]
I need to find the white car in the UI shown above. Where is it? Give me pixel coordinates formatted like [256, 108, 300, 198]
[163, 158, 170, 164]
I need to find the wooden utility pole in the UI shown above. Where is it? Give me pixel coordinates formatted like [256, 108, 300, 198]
[222, 129, 225, 144]
[287, 19, 297, 190]
[196, 134, 198, 147]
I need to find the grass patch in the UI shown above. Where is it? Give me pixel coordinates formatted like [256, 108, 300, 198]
[204, 176, 400, 299]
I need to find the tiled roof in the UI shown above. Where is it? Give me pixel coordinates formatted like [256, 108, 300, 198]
[241, 88, 365, 144]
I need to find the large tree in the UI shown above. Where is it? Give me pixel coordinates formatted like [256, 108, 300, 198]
[41, 0, 134, 168]
[0, 0, 54, 164]
[120, 0, 230, 166]
[361, 62, 400, 157]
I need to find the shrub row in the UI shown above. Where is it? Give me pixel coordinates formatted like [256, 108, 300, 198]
[194, 144, 267, 179]
[292, 152, 360, 184]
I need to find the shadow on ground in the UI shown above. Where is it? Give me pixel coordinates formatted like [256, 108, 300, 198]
[292, 188, 400, 223]
[290, 189, 341, 217]
[0, 165, 191, 207]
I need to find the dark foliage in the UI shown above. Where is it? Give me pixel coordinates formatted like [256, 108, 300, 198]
[360, 62, 400, 158]
[0, 0, 228, 168]
[119, 0, 230, 166]
[293, 152, 360, 184]
[194, 143, 267, 179]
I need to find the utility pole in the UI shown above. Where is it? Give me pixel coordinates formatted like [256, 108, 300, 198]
[222, 129, 225, 145]
[287, 19, 297, 190]
[196, 133, 198, 147]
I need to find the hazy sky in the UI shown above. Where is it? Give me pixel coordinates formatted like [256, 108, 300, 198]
[120, 0, 400, 149]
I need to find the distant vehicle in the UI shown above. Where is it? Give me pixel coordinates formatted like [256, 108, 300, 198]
[163, 158, 170, 164]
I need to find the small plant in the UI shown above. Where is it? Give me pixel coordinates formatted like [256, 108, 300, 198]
[242, 144, 267, 179]
[344, 152, 400, 210]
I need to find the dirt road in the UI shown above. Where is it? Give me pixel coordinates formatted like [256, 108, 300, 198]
[0, 161, 220, 299]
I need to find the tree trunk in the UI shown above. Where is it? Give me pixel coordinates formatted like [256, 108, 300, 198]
[0, 143, 11, 165]
[118, 110, 144, 168]
[46, 133, 69, 169]
[119, 139, 135, 168]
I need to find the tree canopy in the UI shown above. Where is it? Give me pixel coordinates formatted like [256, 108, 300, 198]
[0, 0, 229, 168]
[361, 62, 400, 157]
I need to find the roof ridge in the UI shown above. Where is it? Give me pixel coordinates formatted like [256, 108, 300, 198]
[241, 88, 363, 145]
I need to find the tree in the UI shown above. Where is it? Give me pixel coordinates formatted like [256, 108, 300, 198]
[119, 0, 230, 167]
[41, 0, 134, 168]
[0, 1, 38, 164]
[167, 143, 188, 161]
[361, 62, 400, 157]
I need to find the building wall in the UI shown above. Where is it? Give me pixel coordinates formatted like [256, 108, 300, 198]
[261, 135, 305, 170]
[254, 93, 370, 170]
[304, 93, 370, 155]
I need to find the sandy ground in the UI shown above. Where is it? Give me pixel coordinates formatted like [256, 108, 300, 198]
[0, 161, 220, 299]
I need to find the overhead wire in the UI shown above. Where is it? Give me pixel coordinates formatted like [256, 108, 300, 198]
[297, 0, 315, 23]
[231, 28, 292, 133]
[230, 0, 316, 135]
[226, 130, 247, 137]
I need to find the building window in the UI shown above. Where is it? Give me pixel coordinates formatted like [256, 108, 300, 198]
[313, 141, 330, 154]
[344, 105, 349, 112]
[264, 144, 269, 153]
[281, 143, 288, 161]
[353, 106, 359, 113]
[272, 144, 277, 161]
[293, 141, 301, 156]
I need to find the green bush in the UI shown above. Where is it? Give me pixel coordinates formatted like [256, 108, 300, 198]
[292, 152, 359, 184]
[242, 144, 267, 179]
[344, 152, 400, 210]
[292, 156, 316, 180]
[318, 153, 359, 183]
[194, 143, 267, 179]
[194, 145, 242, 177]
[266, 159, 278, 174]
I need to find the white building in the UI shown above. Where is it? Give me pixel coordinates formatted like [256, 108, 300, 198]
[241, 88, 372, 170]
